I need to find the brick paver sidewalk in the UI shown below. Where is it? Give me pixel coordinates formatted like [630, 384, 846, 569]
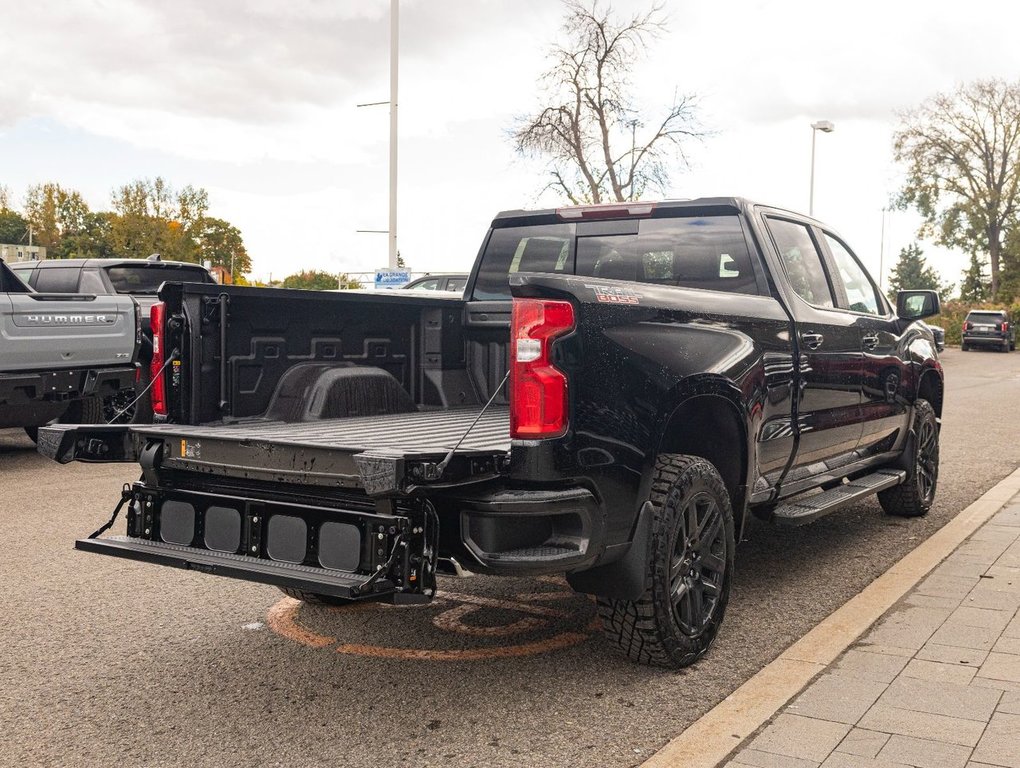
[722, 499, 1020, 768]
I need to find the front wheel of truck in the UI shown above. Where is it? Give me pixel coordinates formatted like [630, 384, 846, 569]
[878, 399, 939, 518]
[597, 454, 735, 668]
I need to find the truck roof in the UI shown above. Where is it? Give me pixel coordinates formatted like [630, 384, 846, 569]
[32, 257, 207, 269]
[491, 197, 811, 228]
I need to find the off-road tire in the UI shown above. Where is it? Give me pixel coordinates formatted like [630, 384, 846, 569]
[597, 454, 735, 668]
[61, 396, 103, 425]
[277, 587, 354, 606]
[878, 399, 939, 518]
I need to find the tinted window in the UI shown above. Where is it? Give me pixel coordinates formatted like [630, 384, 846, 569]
[472, 223, 575, 300]
[105, 265, 213, 294]
[574, 216, 758, 294]
[471, 216, 758, 299]
[411, 278, 440, 290]
[768, 219, 834, 308]
[78, 269, 108, 294]
[34, 267, 82, 292]
[824, 233, 881, 315]
[10, 267, 34, 285]
[446, 277, 467, 292]
[966, 311, 1005, 322]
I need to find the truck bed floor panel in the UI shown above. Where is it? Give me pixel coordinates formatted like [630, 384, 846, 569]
[135, 406, 511, 455]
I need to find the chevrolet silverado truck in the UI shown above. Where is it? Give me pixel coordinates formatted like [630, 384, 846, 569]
[0, 260, 140, 440]
[40, 198, 943, 668]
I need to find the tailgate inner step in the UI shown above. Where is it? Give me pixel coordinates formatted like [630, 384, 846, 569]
[773, 468, 906, 526]
[76, 535, 393, 599]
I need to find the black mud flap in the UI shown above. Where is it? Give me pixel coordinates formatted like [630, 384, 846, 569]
[37, 424, 136, 464]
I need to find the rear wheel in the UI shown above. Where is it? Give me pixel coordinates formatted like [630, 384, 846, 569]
[277, 587, 355, 607]
[961, 341, 969, 351]
[597, 454, 735, 668]
[879, 399, 938, 518]
[1003, 339, 1012, 353]
[23, 426, 38, 443]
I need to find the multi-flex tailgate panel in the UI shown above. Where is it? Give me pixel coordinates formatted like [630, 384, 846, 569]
[76, 485, 434, 602]
[75, 536, 389, 600]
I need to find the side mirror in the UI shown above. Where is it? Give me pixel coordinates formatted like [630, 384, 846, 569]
[896, 290, 940, 320]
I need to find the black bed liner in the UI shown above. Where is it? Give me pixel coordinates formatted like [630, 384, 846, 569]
[133, 406, 511, 492]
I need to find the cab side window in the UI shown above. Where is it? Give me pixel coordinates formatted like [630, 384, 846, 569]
[823, 234, 881, 315]
[766, 218, 834, 308]
[34, 267, 82, 292]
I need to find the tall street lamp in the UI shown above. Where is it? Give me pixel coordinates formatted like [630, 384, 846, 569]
[809, 120, 834, 216]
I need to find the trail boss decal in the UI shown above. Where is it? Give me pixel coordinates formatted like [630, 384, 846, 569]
[586, 284, 640, 305]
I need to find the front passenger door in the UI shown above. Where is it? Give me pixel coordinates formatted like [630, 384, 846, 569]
[764, 217, 863, 472]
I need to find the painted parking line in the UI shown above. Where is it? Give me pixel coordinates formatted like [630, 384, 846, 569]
[266, 587, 598, 661]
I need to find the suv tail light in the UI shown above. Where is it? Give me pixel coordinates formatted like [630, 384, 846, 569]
[510, 299, 575, 439]
[150, 302, 168, 416]
[1002, 321, 1009, 333]
[963, 321, 971, 332]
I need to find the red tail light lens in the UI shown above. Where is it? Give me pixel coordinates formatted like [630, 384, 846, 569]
[150, 302, 167, 416]
[510, 299, 575, 439]
[963, 321, 971, 332]
[1002, 321, 1009, 332]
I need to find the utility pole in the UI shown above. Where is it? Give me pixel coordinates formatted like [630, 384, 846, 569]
[388, 0, 399, 269]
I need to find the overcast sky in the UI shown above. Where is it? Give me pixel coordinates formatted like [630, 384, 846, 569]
[3, 0, 1019, 288]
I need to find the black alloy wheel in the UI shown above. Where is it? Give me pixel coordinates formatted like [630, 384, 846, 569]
[668, 491, 727, 638]
[878, 399, 939, 517]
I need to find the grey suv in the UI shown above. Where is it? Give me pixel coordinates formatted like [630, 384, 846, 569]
[961, 309, 1015, 352]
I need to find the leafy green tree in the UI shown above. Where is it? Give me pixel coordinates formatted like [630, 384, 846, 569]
[0, 209, 28, 245]
[23, 183, 91, 252]
[511, 0, 704, 204]
[0, 185, 11, 210]
[886, 243, 953, 301]
[110, 177, 209, 262]
[195, 217, 251, 279]
[57, 211, 117, 259]
[894, 79, 1020, 300]
[281, 270, 363, 290]
[282, 270, 342, 291]
[959, 254, 990, 303]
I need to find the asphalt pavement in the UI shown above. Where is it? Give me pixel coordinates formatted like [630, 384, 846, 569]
[2, 347, 1018, 768]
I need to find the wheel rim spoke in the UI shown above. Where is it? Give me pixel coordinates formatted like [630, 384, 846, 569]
[669, 487, 727, 636]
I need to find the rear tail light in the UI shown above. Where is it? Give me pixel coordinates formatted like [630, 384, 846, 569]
[150, 302, 168, 416]
[963, 321, 971, 332]
[1002, 321, 1009, 333]
[510, 298, 575, 439]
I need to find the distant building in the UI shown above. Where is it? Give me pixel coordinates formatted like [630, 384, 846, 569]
[0, 243, 47, 263]
[208, 265, 232, 284]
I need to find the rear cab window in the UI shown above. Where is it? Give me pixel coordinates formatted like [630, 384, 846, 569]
[104, 265, 214, 294]
[471, 214, 762, 300]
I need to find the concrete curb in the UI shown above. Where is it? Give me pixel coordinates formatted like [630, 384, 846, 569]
[641, 465, 1020, 768]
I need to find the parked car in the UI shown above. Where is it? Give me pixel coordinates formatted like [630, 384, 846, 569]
[961, 309, 1015, 352]
[0, 260, 139, 440]
[923, 322, 945, 352]
[42, 197, 943, 669]
[12, 255, 216, 420]
[401, 273, 469, 292]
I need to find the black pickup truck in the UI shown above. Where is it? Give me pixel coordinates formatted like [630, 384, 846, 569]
[41, 198, 943, 668]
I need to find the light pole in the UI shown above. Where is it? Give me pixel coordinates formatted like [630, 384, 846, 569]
[809, 120, 834, 216]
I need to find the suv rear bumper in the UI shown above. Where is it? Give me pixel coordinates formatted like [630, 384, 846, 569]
[962, 333, 1010, 347]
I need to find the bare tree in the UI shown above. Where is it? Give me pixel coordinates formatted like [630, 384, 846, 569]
[512, 0, 703, 204]
[894, 79, 1020, 300]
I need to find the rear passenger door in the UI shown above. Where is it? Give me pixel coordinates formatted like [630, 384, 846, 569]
[763, 216, 863, 470]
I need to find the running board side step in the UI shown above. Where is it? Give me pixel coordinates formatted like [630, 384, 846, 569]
[773, 469, 906, 526]
[76, 535, 396, 600]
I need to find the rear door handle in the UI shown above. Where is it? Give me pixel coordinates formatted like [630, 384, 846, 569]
[862, 334, 880, 350]
[801, 332, 824, 350]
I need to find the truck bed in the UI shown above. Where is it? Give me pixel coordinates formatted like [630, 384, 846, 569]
[130, 406, 510, 491]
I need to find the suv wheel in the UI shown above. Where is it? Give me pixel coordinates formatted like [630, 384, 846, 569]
[878, 399, 938, 518]
[597, 454, 735, 668]
[961, 341, 969, 351]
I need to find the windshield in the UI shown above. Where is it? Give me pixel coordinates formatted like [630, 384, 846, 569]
[105, 265, 213, 294]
